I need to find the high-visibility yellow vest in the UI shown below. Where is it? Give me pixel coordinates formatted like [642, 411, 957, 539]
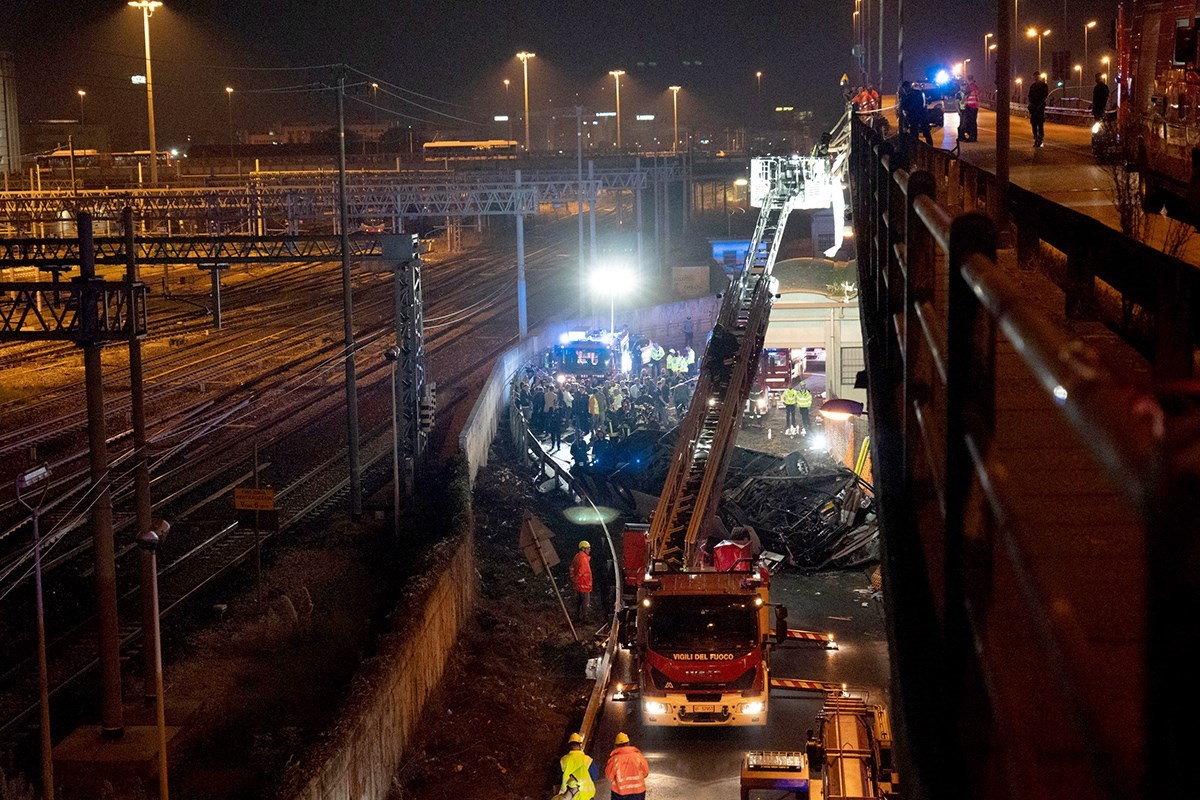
[782, 388, 798, 406]
[560, 750, 596, 800]
[796, 389, 813, 408]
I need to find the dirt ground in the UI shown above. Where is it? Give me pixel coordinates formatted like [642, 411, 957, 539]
[391, 450, 601, 800]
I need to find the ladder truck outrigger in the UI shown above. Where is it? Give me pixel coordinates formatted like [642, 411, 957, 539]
[626, 154, 840, 727]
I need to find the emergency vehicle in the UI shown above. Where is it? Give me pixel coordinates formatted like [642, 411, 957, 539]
[552, 330, 632, 376]
[618, 154, 836, 727]
[1119, 0, 1200, 224]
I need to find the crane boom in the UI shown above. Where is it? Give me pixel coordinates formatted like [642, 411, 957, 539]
[647, 156, 830, 572]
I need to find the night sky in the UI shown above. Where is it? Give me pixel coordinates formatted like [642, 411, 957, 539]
[2, 0, 1120, 151]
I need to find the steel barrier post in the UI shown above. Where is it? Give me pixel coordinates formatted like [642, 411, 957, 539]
[901, 170, 937, 492]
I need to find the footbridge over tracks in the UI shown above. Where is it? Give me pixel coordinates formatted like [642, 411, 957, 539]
[849, 117, 1200, 799]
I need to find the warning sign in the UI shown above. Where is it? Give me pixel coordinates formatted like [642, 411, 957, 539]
[519, 514, 560, 574]
[234, 487, 275, 511]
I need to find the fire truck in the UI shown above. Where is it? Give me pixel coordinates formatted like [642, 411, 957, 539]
[622, 155, 833, 727]
[1119, 0, 1200, 224]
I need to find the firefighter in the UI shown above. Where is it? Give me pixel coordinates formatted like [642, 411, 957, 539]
[795, 381, 813, 433]
[605, 732, 650, 800]
[781, 384, 799, 434]
[569, 541, 593, 621]
[560, 732, 596, 800]
[959, 76, 980, 142]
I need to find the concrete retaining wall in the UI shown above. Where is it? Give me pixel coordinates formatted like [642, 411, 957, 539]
[280, 464, 475, 800]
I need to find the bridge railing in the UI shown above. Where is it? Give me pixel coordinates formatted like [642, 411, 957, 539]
[850, 117, 1198, 799]
[902, 133, 1199, 383]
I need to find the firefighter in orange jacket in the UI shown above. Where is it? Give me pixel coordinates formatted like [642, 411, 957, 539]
[569, 541, 593, 621]
[605, 732, 650, 799]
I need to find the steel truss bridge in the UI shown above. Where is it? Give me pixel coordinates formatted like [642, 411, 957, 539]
[0, 162, 689, 234]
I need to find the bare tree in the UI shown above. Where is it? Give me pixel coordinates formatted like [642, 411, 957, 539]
[1159, 216, 1196, 259]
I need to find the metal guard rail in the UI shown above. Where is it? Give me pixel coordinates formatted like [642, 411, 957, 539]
[850, 116, 1199, 799]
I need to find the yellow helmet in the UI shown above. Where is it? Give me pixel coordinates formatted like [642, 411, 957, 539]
[615, 732, 630, 745]
[568, 732, 584, 744]
[579, 540, 591, 550]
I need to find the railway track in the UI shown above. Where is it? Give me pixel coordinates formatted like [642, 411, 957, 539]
[0, 217, 582, 742]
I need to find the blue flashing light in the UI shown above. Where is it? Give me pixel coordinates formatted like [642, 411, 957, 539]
[934, 69, 951, 86]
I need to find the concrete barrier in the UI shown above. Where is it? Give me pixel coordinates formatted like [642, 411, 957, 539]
[280, 460, 475, 800]
[281, 293, 722, 800]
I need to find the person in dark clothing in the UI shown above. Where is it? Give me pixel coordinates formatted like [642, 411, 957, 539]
[1027, 73, 1049, 147]
[1091, 74, 1110, 121]
[899, 80, 933, 146]
[570, 435, 590, 467]
[547, 405, 564, 452]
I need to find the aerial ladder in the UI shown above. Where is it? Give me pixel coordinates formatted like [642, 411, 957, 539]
[628, 156, 837, 727]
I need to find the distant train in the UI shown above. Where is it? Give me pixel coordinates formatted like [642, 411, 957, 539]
[34, 149, 176, 176]
[421, 140, 518, 161]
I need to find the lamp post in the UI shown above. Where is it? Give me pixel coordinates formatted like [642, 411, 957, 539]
[225, 86, 234, 160]
[517, 51, 535, 151]
[1074, 64, 1082, 94]
[128, 0, 162, 185]
[756, 70, 763, 97]
[963, 57, 972, 77]
[984, 33, 993, 75]
[609, 70, 625, 149]
[77, 88, 87, 126]
[591, 266, 635, 333]
[668, 85, 681, 153]
[16, 466, 53, 800]
[370, 82, 379, 153]
[1014, 76, 1023, 103]
[988, 43, 997, 76]
[137, 520, 171, 800]
[1026, 27, 1050, 75]
[1085, 20, 1097, 80]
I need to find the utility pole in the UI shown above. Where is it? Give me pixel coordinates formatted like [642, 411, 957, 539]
[80, 213, 124, 738]
[124, 208, 156, 707]
[996, 0, 1012, 236]
[336, 67, 362, 518]
[577, 106, 586, 311]
[516, 169, 527, 336]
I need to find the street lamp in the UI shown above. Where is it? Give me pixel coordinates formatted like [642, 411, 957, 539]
[963, 57, 972, 78]
[1026, 27, 1050, 75]
[609, 69, 625, 149]
[756, 70, 763, 97]
[225, 86, 234, 160]
[16, 466, 53, 800]
[1015, 76, 1023, 103]
[984, 33, 993, 74]
[137, 519, 171, 800]
[668, 85, 681, 153]
[128, 0, 162, 185]
[370, 82, 379, 152]
[77, 88, 87, 125]
[1085, 20, 1097, 80]
[590, 265, 635, 333]
[516, 51, 535, 151]
[1074, 64, 1082, 93]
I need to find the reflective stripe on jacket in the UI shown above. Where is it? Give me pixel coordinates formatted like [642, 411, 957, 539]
[781, 388, 798, 406]
[795, 389, 813, 408]
[561, 750, 596, 800]
[605, 745, 650, 796]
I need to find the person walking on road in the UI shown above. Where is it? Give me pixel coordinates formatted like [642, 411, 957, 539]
[1027, 72, 1049, 147]
[605, 732, 650, 800]
[1092, 73, 1110, 122]
[569, 541, 593, 622]
[958, 76, 980, 142]
[559, 733, 596, 800]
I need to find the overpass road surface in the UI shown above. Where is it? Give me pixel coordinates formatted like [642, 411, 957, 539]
[586, 566, 889, 799]
[926, 108, 1200, 264]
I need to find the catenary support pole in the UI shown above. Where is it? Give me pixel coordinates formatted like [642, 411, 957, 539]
[516, 169, 528, 337]
[80, 212, 124, 738]
[588, 161, 598, 276]
[124, 208, 157, 705]
[995, 0, 1012, 236]
[635, 157, 644, 275]
[336, 67, 362, 518]
[577, 106, 586, 311]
